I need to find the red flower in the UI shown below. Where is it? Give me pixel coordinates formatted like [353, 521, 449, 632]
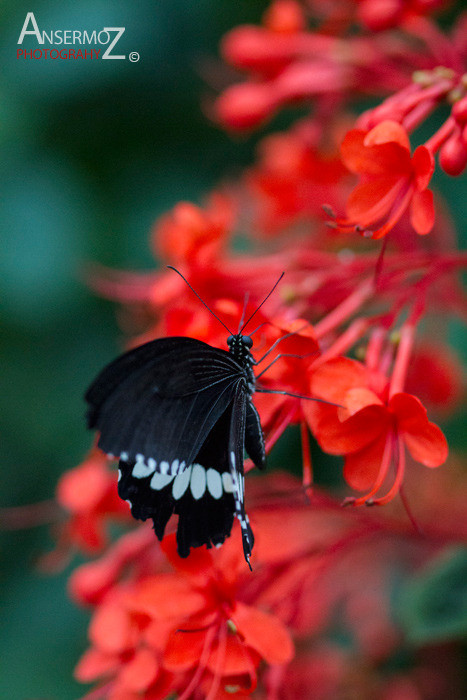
[248, 317, 320, 487]
[404, 341, 464, 415]
[75, 527, 294, 698]
[69, 525, 159, 606]
[304, 357, 448, 504]
[336, 120, 435, 239]
[356, 0, 446, 31]
[152, 193, 234, 268]
[75, 584, 177, 700]
[56, 450, 130, 554]
[248, 119, 349, 234]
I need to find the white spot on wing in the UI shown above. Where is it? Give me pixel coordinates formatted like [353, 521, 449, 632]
[190, 463, 206, 500]
[120, 452, 128, 462]
[206, 469, 222, 499]
[159, 461, 170, 475]
[222, 472, 234, 493]
[150, 472, 175, 491]
[171, 459, 179, 474]
[132, 460, 157, 478]
[117, 469, 122, 482]
[172, 465, 192, 500]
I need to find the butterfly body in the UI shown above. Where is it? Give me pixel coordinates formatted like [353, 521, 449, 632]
[85, 333, 265, 564]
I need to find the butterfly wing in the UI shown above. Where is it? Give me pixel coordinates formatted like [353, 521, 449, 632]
[85, 337, 243, 470]
[118, 404, 237, 556]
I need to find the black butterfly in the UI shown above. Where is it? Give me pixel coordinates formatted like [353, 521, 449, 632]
[85, 270, 288, 567]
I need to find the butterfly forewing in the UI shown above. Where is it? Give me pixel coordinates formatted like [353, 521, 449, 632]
[86, 337, 243, 469]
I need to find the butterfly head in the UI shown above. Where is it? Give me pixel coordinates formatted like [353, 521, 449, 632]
[227, 334, 253, 349]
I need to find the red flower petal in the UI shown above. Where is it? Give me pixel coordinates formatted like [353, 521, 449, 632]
[390, 393, 448, 467]
[163, 629, 206, 671]
[403, 422, 448, 468]
[305, 402, 388, 455]
[161, 533, 214, 580]
[389, 392, 428, 427]
[412, 145, 435, 190]
[130, 575, 206, 620]
[343, 387, 384, 417]
[363, 121, 411, 150]
[409, 189, 435, 235]
[119, 648, 159, 692]
[346, 177, 403, 225]
[232, 602, 294, 665]
[341, 129, 410, 176]
[74, 647, 118, 682]
[57, 453, 111, 511]
[310, 357, 368, 403]
[343, 431, 388, 491]
[206, 633, 260, 676]
[89, 600, 137, 654]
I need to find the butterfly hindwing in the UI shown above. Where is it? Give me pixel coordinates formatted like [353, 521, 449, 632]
[118, 404, 237, 556]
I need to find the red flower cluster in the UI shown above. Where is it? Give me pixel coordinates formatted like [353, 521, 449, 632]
[74, 522, 295, 699]
[70, 472, 466, 698]
[56, 1, 466, 697]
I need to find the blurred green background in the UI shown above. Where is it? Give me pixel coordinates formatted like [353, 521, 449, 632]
[1, 2, 465, 699]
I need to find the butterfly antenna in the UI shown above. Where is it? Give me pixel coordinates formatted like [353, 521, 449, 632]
[167, 266, 233, 335]
[240, 272, 285, 335]
[237, 292, 250, 333]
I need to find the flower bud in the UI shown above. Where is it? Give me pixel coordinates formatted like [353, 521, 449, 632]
[216, 83, 278, 130]
[263, 0, 306, 33]
[439, 130, 467, 176]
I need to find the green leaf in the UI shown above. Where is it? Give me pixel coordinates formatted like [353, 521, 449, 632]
[395, 547, 467, 645]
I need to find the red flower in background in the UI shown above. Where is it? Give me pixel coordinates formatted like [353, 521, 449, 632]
[152, 193, 235, 268]
[248, 119, 349, 235]
[405, 340, 464, 415]
[335, 121, 435, 239]
[56, 450, 130, 554]
[354, 0, 447, 31]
